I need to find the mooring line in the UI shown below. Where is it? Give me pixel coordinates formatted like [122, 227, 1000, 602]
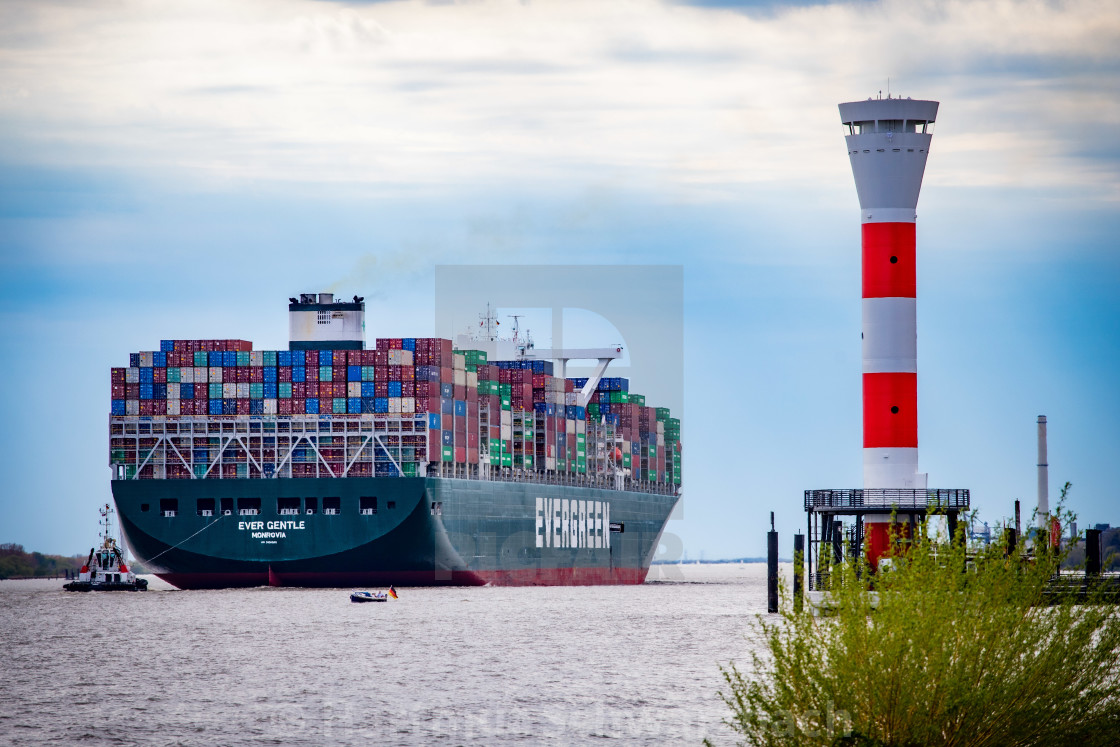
[145, 514, 227, 564]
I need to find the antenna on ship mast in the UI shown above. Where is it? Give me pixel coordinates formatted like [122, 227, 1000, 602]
[478, 303, 502, 342]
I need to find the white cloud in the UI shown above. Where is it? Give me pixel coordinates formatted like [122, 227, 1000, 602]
[0, 0, 1117, 200]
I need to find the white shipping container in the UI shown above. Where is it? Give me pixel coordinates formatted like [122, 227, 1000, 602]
[565, 392, 577, 406]
[347, 382, 362, 398]
[566, 419, 576, 434]
[167, 383, 180, 400]
[546, 391, 564, 405]
[546, 457, 556, 471]
[126, 367, 140, 383]
[500, 424, 512, 440]
[452, 353, 465, 371]
[264, 399, 277, 415]
[656, 421, 665, 434]
[166, 400, 180, 416]
[466, 371, 478, 388]
[209, 367, 223, 384]
[236, 383, 250, 399]
[179, 367, 194, 384]
[195, 367, 207, 383]
[223, 383, 236, 399]
[576, 420, 585, 435]
[387, 349, 414, 366]
[453, 369, 466, 386]
[657, 434, 665, 446]
[250, 351, 263, 367]
[139, 352, 153, 367]
[500, 410, 512, 425]
[388, 397, 402, 413]
[402, 396, 415, 413]
[126, 400, 139, 415]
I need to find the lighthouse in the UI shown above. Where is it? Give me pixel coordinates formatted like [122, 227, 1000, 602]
[802, 95, 966, 589]
[840, 95, 939, 565]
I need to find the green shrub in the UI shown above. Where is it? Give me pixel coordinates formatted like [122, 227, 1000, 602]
[714, 508, 1120, 746]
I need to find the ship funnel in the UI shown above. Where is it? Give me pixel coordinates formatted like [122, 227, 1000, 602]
[288, 293, 365, 351]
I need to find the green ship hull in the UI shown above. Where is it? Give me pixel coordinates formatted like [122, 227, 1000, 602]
[113, 478, 679, 589]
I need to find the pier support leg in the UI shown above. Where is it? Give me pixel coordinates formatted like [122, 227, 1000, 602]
[793, 533, 804, 613]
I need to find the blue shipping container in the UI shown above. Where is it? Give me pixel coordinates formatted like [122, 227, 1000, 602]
[292, 366, 305, 383]
[111, 400, 126, 415]
[440, 383, 454, 398]
[153, 352, 166, 368]
[210, 399, 223, 415]
[348, 397, 362, 414]
[278, 351, 292, 367]
[306, 398, 320, 414]
[181, 383, 194, 399]
[454, 400, 467, 417]
[250, 400, 264, 415]
[263, 367, 277, 382]
[319, 350, 333, 366]
[348, 365, 361, 382]
[441, 430, 453, 446]
[428, 413, 441, 430]
[374, 397, 389, 413]
[387, 381, 402, 397]
[160, 340, 175, 353]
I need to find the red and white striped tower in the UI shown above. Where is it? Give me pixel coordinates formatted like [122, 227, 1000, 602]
[839, 95, 939, 567]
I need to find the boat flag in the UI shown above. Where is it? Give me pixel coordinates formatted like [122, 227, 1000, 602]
[388, 585, 398, 599]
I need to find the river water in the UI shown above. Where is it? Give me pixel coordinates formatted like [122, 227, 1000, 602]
[0, 563, 788, 745]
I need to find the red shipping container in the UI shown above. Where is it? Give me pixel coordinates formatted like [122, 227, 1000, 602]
[467, 448, 478, 464]
[499, 369, 511, 384]
[333, 366, 347, 382]
[347, 349, 362, 365]
[467, 399, 478, 418]
[466, 387, 478, 404]
[389, 366, 402, 382]
[127, 384, 140, 399]
[292, 398, 306, 414]
[318, 383, 332, 399]
[454, 416, 466, 434]
[279, 366, 291, 382]
[454, 384, 465, 400]
[330, 350, 345, 367]
[251, 367, 263, 383]
[237, 399, 250, 415]
[399, 365, 414, 381]
[302, 350, 315, 367]
[278, 399, 292, 415]
[454, 446, 466, 463]
[111, 368, 126, 384]
[490, 426, 500, 441]
[376, 338, 389, 352]
[111, 384, 126, 398]
[305, 366, 319, 382]
[440, 366, 453, 382]
[374, 382, 389, 397]
[467, 431, 478, 448]
[334, 382, 346, 398]
[402, 380, 415, 397]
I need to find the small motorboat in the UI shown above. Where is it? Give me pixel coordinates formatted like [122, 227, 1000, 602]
[350, 590, 388, 603]
[350, 586, 397, 603]
[63, 504, 148, 592]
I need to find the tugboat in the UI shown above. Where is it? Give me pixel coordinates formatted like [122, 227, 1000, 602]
[63, 504, 148, 592]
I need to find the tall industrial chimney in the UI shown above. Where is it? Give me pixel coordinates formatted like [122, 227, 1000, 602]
[839, 95, 939, 565]
[1037, 415, 1049, 530]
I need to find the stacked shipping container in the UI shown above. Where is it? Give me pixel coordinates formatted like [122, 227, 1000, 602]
[110, 338, 681, 488]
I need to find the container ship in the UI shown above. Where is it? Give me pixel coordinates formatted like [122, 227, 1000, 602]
[109, 294, 682, 589]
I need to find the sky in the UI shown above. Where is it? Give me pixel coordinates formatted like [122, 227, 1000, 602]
[1, 0, 1118, 560]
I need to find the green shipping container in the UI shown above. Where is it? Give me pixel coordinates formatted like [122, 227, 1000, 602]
[263, 350, 278, 366]
[442, 446, 453, 462]
[501, 454, 512, 467]
[194, 351, 208, 367]
[279, 382, 292, 399]
[320, 366, 332, 382]
[656, 407, 671, 421]
[402, 462, 417, 477]
[167, 368, 181, 383]
[499, 384, 512, 396]
[237, 351, 251, 367]
[250, 383, 263, 399]
[622, 453, 631, 468]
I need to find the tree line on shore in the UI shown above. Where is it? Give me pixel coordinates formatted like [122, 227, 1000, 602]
[0, 543, 85, 579]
